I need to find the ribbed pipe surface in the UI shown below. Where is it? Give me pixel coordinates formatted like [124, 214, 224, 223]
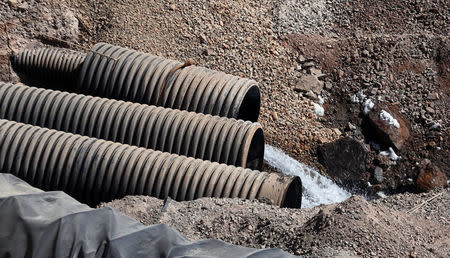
[12, 43, 261, 121]
[0, 120, 301, 208]
[11, 48, 86, 83]
[0, 82, 264, 169]
[76, 43, 260, 121]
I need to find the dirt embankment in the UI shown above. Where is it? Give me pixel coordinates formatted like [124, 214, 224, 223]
[102, 188, 450, 257]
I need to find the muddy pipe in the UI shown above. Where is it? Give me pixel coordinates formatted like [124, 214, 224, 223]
[0, 82, 264, 170]
[0, 119, 301, 208]
[12, 43, 261, 122]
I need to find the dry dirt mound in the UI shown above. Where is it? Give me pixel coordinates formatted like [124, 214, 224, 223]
[101, 188, 450, 257]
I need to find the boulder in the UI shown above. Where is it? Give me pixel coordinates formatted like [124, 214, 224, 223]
[318, 137, 368, 187]
[416, 160, 448, 192]
[367, 104, 410, 150]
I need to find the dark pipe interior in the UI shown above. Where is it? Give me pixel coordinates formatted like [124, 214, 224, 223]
[237, 85, 260, 122]
[245, 127, 265, 170]
[281, 176, 302, 208]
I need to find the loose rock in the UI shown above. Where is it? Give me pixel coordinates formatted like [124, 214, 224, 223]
[366, 104, 410, 150]
[294, 74, 323, 94]
[374, 166, 384, 183]
[416, 160, 448, 191]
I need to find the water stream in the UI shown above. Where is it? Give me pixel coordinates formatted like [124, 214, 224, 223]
[264, 144, 351, 208]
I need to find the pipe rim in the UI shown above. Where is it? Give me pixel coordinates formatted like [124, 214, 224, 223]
[241, 125, 264, 170]
[281, 176, 302, 208]
[236, 84, 260, 122]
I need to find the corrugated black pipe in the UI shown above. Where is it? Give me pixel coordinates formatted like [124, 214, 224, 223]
[0, 119, 301, 208]
[12, 43, 260, 121]
[0, 82, 264, 169]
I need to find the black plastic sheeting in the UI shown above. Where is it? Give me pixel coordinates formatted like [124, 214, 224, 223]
[0, 173, 296, 258]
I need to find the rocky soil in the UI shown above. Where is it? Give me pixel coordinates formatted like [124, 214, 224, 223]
[1, 0, 448, 194]
[0, 0, 449, 256]
[101, 188, 450, 257]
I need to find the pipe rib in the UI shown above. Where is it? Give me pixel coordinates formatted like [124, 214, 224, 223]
[0, 82, 264, 169]
[0, 119, 301, 208]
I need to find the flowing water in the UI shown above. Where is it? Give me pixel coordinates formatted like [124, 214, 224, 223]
[264, 144, 351, 208]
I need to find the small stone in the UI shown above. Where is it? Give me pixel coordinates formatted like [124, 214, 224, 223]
[425, 106, 434, 114]
[8, 0, 19, 7]
[428, 92, 439, 100]
[325, 82, 333, 90]
[428, 141, 436, 148]
[362, 50, 370, 57]
[203, 48, 215, 56]
[297, 55, 306, 63]
[8, 0, 28, 10]
[199, 34, 207, 44]
[308, 67, 322, 76]
[376, 191, 387, 198]
[302, 61, 314, 69]
[347, 122, 356, 131]
[271, 111, 279, 121]
[374, 167, 384, 183]
[416, 161, 448, 191]
[333, 128, 342, 136]
[168, 4, 176, 10]
[338, 70, 344, 79]
[304, 90, 318, 100]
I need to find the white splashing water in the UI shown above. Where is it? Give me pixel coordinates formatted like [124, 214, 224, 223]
[264, 144, 351, 208]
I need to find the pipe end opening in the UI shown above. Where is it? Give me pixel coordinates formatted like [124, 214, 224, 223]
[237, 85, 260, 122]
[245, 127, 264, 170]
[281, 176, 302, 208]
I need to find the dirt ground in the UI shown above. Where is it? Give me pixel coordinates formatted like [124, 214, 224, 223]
[102, 188, 450, 257]
[0, 0, 449, 256]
